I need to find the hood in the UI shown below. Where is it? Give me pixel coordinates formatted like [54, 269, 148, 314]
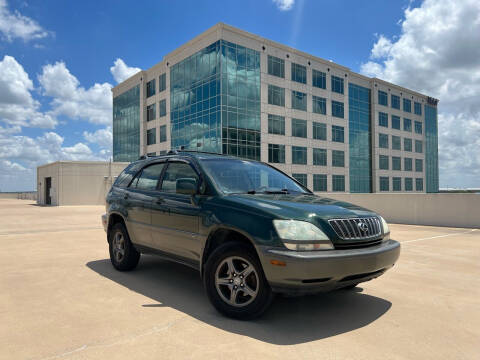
[226, 193, 377, 220]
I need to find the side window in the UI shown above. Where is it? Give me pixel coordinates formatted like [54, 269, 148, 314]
[160, 162, 199, 193]
[115, 163, 143, 188]
[130, 163, 165, 191]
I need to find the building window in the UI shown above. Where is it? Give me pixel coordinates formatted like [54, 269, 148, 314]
[268, 144, 285, 163]
[332, 175, 345, 192]
[312, 122, 326, 140]
[392, 156, 401, 171]
[380, 177, 389, 191]
[313, 148, 327, 166]
[392, 135, 401, 150]
[159, 150, 167, 155]
[416, 178, 424, 191]
[147, 128, 156, 145]
[404, 118, 412, 132]
[331, 75, 344, 94]
[404, 138, 412, 152]
[292, 90, 307, 111]
[291, 62, 306, 84]
[331, 100, 344, 118]
[415, 121, 423, 134]
[379, 112, 388, 127]
[160, 125, 167, 143]
[379, 133, 389, 148]
[313, 174, 327, 191]
[378, 90, 388, 106]
[392, 115, 401, 130]
[292, 146, 307, 164]
[414, 102, 422, 116]
[393, 177, 402, 191]
[379, 155, 389, 170]
[403, 98, 412, 113]
[159, 73, 166, 92]
[292, 173, 307, 187]
[332, 125, 344, 143]
[146, 79, 156, 98]
[291, 118, 307, 138]
[404, 157, 413, 171]
[312, 69, 326, 89]
[268, 84, 285, 107]
[159, 99, 166, 117]
[405, 177, 413, 191]
[312, 95, 326, 115]
[147, 103, 156, 121]
[415, 140, 423, 153]
[147, 152, 156, 156]
[267, 55, 285, 78]
[415, 159, 423, 172]
[391, 94, 400, 109]
[332, 150, 345, 167]
[268, 114, 285, 135]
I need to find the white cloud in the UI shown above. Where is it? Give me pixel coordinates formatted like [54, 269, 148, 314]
[38, 61, 113, 125]
[0, 55, 56, 128]
[273, 0, 295, 11]
[0, 0, 50, 42]
[83, 126, 112, 149]
[110, 58, 141, 83]
[360, 0, 480, 188]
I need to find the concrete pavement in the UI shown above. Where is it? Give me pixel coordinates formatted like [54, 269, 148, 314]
[1, 199, 479, 359]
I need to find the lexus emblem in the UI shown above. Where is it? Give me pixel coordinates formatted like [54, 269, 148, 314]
[357, 222, 369, 233]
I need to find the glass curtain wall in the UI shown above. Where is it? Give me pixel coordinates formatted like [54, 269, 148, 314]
[170, 40, 261, 160]
[113, 85, 140, 162]
[348, 83, 372, 192]
[425, 105, 439, 192]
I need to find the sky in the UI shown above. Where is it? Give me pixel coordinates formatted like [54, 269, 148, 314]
[0, 0, 479, 191]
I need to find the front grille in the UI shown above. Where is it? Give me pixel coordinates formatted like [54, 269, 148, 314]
[328, 217, 382, 240]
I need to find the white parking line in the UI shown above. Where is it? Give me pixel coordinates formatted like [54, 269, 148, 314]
[401, 229, 478, 244]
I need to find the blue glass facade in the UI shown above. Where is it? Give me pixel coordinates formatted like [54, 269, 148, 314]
[425, 105, 439, 192]
[113, 85, 140, 162]
[348, 83, 371, 193]
[170, 40, 261, 160]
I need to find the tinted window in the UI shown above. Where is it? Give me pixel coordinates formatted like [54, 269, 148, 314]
[160, 162, 199, 193]
[134, 163, 166, 190]
[114, 163, 143, 188]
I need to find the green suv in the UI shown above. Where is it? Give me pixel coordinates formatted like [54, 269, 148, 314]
[102, 151, 400, 319]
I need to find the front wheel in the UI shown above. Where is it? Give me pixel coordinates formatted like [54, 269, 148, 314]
[204, 242, 274, 320]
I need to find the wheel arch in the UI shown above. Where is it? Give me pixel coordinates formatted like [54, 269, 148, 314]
[200, 225, 260, 278]
[107, 212, 127, 242]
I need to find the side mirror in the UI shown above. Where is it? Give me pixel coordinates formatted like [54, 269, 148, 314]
[176, 178, 198, 195]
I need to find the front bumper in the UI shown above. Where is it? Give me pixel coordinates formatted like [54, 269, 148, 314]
[101, 214, 108, 232]
[259, 240, 400, 295]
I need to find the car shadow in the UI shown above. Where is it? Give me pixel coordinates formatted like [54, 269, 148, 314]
[86, 256, 392, 345]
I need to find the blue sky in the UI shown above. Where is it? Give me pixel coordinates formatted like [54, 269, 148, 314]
[1, 0, 479, 191]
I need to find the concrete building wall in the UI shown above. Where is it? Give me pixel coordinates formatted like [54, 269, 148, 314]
[37, 162, 129, 206]
[327, 193, 480, 228]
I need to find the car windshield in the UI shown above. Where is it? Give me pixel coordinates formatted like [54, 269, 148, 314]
[199, 158, 310, 195]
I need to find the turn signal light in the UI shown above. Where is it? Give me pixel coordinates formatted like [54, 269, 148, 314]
[270, 260, 286, 267]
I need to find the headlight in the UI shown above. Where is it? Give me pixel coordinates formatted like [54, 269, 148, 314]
[380, 216, 390, 239]
[273, 220, 334, 251]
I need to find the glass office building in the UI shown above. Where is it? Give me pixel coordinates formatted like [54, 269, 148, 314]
[113, 85, 140, 162]
[111, 23, 439, 192]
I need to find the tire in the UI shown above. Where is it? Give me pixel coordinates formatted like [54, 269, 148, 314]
[204, 241, 274, 320]
[108, 222, 140, 271]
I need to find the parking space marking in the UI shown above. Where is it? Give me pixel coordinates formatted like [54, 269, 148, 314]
[401, 229, 477, 244]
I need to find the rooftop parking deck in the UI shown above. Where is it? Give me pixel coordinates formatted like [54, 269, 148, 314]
[1, 199, 479, 359]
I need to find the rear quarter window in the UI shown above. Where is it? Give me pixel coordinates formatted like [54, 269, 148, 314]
[114, 163, 143, 188]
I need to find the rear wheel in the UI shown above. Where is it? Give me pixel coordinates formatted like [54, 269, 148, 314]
[109, 222, 140, 271]
[204, 242, 274, 320]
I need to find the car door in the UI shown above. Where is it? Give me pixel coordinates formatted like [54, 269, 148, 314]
[151, 160, 202, 265]
[125, 163, 166, 247]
